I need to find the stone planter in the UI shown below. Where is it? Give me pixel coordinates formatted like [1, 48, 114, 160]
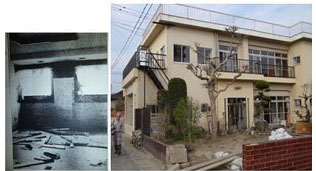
[166, 144, 188, 164]
[296, 121, 312, 134]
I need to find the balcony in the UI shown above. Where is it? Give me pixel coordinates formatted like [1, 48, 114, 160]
[123, 47, 166, 79]
[211, 57, 295, 78]
[144, 4, 312, 40]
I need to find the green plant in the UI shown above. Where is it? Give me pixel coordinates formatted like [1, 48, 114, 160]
[168, 78, 187, 124]
[174, 97, 201, 143]
[254, 80, 271, 120]
[157, 89, 169, 111]
[168, 78, 187, 110]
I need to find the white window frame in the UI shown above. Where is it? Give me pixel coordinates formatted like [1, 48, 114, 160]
[173, 44, 190, 64]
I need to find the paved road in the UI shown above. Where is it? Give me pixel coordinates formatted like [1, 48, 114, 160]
[111, 147, 139, 170]
[111, 134, 164, 170]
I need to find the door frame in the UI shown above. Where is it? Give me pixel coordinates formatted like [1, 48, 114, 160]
[225, 97, 248, 132]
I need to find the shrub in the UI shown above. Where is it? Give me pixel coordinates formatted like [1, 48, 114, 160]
[174, 97, 201, 143]
[168, 78, 187, 110]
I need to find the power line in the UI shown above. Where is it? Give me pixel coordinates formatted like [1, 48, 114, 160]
[113, 4, 154, 16]
[118, 4, 153, 69]
[111, 6, 151, 21]
[113, 21, 145, 31]
[113, 23, 144, 36]
[111, 4, 149, 70]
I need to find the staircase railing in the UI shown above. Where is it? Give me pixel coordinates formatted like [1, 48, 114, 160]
[145, 49, 169, 89]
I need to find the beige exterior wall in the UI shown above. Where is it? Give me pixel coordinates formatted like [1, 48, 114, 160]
[217, 80, 254, 129]
[123, 23, 312, 134]
[288, 39, 312, 122]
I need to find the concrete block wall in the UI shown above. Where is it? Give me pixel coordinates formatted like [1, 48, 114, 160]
[243, 136, 312, 170]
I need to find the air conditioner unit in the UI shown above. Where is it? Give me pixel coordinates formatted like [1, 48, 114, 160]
[139, 50, 148, 66]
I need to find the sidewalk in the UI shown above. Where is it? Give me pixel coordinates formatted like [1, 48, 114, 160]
[111, 134, 165, 170]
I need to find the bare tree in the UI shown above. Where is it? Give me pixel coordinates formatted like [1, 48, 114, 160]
[187, 26, 246, 138]
[295, 84, 312, 122]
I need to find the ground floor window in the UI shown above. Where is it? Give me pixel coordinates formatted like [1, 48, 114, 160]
[264, 96, 290, 124]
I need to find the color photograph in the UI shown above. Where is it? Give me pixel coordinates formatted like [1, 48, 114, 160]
[111, 4, 312, 170]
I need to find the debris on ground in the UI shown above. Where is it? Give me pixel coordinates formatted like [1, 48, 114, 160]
[269, 128, 292, 140]
[14, 152, 60, 169]
[43, 152, 60, 160]
[214, 151, 229, 159]
[90, 161, 106, 167]
[13, 139, 42, 144]
[24, 144, 33, 150]
[44, 166, 52, 170]
[40, 144, 66, 150]
[47, 128, 89, 136]
[230, 157, 242, 170]
[13, 132, 42, 139]
[184, 153, 240, 170]
[13, 130, 107, 169]
[131, 130, 142, 148]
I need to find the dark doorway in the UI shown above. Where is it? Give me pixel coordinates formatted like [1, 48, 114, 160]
[134, 108, 151, 136]
[227, 98, 247, 132]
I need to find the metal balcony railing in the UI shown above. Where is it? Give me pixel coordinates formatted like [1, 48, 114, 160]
[211, 57, 295, 78]
[122, 47, 166, 79]
[143, 4, 312, 39]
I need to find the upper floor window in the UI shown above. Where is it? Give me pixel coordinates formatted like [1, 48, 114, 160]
[197, 47, 211, 64]
[293, 56, 301, 65]
[174, 44, 190, 63]
[249, 48, 288, 77]
[219, 44, 238, 72]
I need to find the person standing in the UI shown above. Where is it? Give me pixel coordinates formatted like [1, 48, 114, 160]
[111, 112, 123, 155]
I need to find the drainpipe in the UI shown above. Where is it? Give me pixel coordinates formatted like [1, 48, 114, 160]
[141, 71, 146, 137]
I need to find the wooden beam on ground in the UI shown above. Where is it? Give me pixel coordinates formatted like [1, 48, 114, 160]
[14, 160, 53, 169]
[40, 144, 66, 150]
[199, 156, 239, 170]
[13, 132, 42, 139]
[44, 135, 51, 144]
[13, 139, 42, 144]
[87, 145, 108, 149]
[182, 153, 240, 170]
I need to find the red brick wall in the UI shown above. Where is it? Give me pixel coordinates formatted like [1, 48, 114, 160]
[243, 136, 312, 170]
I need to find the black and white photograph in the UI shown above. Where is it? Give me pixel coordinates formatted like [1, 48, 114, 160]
[5, 33, 108, 170]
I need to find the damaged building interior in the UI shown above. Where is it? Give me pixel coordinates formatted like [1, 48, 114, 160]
[6, 33, 108, 170]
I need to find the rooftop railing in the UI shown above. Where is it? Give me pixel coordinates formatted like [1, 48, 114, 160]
[143, 4, 312, 39]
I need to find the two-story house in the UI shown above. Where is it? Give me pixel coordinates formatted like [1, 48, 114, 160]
[122, 4, 312, 136]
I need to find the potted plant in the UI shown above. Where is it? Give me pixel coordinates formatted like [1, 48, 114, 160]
[295, 84, 312, 134]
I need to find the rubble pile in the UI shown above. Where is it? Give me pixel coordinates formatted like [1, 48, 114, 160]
[230, 157, 242, 170]
[268, 128, 292, 140]
[214, 151, 228, 159]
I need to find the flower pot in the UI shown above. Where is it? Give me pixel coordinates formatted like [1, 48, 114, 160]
[296, 121, 312, 134]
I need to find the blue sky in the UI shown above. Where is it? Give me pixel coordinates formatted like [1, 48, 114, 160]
[111, 4, 312, 93]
